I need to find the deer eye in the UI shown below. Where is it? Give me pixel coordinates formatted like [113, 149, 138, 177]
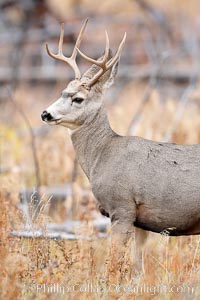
[72, 97, 84, 104]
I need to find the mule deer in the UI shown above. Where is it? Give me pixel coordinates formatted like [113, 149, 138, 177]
[41, 19, 200, 245]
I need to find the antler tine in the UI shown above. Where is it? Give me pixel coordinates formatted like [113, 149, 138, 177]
[71, 18, 88, 60]
[107, 32, 126, 68]
[76, 30, 110, 68]
[46, 19, 88, 79]
[58, 23, 64, 56]
[86, 32, 126, 87]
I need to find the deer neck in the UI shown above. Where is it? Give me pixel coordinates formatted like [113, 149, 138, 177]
[71, 105, 116, 179]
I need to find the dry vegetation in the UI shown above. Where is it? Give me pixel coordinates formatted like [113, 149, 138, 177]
[1, 0, 200, 299]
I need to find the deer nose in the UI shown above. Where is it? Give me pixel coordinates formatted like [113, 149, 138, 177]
[41, 111, 53, 121]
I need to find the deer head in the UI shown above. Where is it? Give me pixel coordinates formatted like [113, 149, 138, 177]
[41, 19, 126, 129]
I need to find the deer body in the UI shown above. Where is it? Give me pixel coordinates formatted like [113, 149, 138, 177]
[71, 104, 200, 237]
[42, 20, 200, 244]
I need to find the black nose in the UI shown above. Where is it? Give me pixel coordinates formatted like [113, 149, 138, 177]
[41, 111, 53, 121]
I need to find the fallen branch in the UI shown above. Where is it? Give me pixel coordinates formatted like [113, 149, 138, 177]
[10, 230, 107, 240]
[10, 217, 110, 240]
[21, 218, 110, 234]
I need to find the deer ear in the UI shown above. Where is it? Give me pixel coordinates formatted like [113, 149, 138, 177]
[103, 60, 119, 89]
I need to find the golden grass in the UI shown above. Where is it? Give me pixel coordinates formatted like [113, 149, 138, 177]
[0, 188, 199, 299]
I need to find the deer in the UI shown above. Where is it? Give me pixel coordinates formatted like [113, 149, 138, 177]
[41, 19, 200, 247]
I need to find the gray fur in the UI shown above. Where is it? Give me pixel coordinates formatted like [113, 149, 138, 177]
[43, 50, 200, 244]
[72, 105, 200, 239]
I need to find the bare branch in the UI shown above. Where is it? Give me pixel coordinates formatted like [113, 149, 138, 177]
[6, 88, 41, 190]
[162, 82, 196, 142]
[162, 29, 199, 142]
[128, 23, 168, 135]
[134, 0, 172, 38]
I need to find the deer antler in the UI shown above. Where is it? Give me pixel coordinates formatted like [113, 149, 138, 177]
[46, 19, 88, 79]
[76, 31, 126, 87]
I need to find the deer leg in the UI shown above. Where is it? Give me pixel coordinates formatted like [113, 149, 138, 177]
[109, 208, 148, 274]
[106, 208, 136, 274]
[110, 208, 136, 245]
[109, 208, 135, 259]
[110, 218, 134, 246]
